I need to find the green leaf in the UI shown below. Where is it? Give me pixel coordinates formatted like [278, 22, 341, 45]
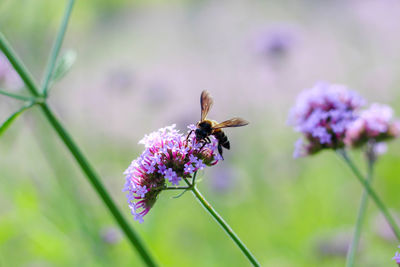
[0, 102, 35, 137]
[52, 50, 77, 82]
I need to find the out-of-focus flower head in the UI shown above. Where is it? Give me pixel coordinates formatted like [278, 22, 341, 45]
[253, 27, 296, 62]
[0, 52, 22, 90]
[100, 226, 122, 245]
[123, 124, 221, 223]
[289, 82, 365, 157]
[345, 103, 400, 148]
[393, 246, 400, 265]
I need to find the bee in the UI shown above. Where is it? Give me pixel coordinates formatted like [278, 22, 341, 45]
[190, 90, 249, 158]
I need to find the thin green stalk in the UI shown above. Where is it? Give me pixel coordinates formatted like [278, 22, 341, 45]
[0, 33, 39, 97]
[184, 172, 260, 266]
[164, 186, 191, 190]
[39, 104, 157, 266]
[190, 186, 260, 266]
[338, 150, 400, 241]
[0, 33, 157, 266]
[41, 0, 75, 96]
[345, 154, 374, 267]
[0, 89, 34, 101]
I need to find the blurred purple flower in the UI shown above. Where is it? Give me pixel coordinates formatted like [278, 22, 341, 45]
[393, 246, 400, 265]
[123, 124, 221, 223]
[105, 68, 134, 91]
[373, 212, 400, 242]
[314, 231, 353, 258]
[100, 227, 122, 245]
[372, 142, 387, 156]
[0, 52, 22, 89]
[289, 82, 365, 157]
[209, 166, 236, 193]
[254, 28, 295, 60]
[345, 103, 400, 147]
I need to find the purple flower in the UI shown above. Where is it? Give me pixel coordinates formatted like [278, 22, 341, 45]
[123, 124, 221, 223]
[372, 142, 387, 156]
[393, 246, 400, 265]
[254, 27, 295, 60]
[293, 138, 305, 158]
[288, 82, 365, 156]
[164, 168, 180, 185]
[345, 103, 400, 147]
[100, 227, 122, 245]
[184, 163, 195, 174]
[158, 164, 166, 174]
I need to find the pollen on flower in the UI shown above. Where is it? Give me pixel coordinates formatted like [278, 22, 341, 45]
[123, 124, 221, 223]
[288, 82, 365, 157]
[344, 103, 400, 148]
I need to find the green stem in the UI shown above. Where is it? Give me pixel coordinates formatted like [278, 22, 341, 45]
[0, 34, 157, 266]
[41, 0, 75, 96]
[186, 173, 259, 266]
[0, 89, 34, 101]
[338, 150, 400, 241]
[345, 154, 374, 267]
[40, 104, 156, 266]
[0, 33, 39, 97]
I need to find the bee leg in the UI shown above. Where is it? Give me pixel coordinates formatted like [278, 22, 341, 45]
[199, 141, 207, 151]
[186, 130, 194, 141]
[199, 137, 211, 151]
[218, 143, 224, 160]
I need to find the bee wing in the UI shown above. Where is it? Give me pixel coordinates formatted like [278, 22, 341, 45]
[212, 117, 249, 129]
[200, 90, 214, 121]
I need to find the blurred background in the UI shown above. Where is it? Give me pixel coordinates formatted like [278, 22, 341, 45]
[1, 0, 400, 266]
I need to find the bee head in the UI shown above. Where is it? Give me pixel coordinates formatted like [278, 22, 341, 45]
[195, 121, 213, 140]
[195, 128, 208, 140]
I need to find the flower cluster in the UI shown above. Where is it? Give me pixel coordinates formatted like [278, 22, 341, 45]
[288, 82, 365, 157]
[289, 82, 400, 157]
[345, 103, 400, 147]
[123, 125, 221, 223]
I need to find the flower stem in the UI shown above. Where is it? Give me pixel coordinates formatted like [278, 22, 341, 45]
[0, 33, 39, 97]
[41, 0, 75, 97]
[338, 150, 400, 241]
[0, 33, 157, 267]
[40, 104, 157, 266]
[345, 153, 374, 267]
[187, 173, 260, 266]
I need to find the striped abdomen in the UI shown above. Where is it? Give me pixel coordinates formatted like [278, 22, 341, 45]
[212, 129, 230, 157]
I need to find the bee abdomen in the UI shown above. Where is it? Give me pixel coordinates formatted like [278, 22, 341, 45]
[213, 131, 230, 150]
